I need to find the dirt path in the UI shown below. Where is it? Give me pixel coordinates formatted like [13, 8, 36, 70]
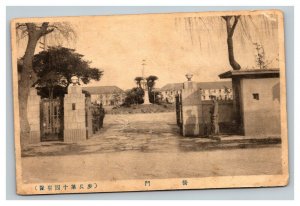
[22, 112, 280, 157]
[21, 112, 282, 183]
[22, 147, 282, 183]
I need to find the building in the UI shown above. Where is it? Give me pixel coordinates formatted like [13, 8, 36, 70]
[82, 86, 125, 106]
[160, 81, 233, 103]
[219, 69, 280, 136]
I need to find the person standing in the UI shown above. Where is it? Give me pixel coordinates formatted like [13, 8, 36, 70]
[99, 103, 105, 128]
[210, 97, 219, 136]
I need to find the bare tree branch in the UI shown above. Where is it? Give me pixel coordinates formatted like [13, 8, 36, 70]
[229, 16, 240, 36]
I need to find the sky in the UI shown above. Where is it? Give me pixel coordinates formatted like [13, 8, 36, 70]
[16, 11, 280, 90]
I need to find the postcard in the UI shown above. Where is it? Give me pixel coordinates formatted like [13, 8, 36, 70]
[11, 9, 288, 195]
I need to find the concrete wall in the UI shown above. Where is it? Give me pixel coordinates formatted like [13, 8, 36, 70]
[64, 85, 87, 142]
[27, 88, 41, 144]
[240, 78, 281, 136]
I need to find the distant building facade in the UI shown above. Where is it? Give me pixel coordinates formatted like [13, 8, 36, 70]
[83, 86, 125, 106]
[160, 81, 233, 103]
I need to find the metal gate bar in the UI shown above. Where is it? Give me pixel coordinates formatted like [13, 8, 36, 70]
[40, 98, 63, 141]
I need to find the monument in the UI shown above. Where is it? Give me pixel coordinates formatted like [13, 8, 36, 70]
[141, 59, 151, 105]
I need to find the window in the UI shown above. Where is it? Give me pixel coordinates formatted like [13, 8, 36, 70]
[72, 103, 76, 110]
[253, 93, 259, 100]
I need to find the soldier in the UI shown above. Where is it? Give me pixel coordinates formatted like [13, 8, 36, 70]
[210, 97, 219, 136]
[99, 103, 105, 128]
[92, 103, 100, 133]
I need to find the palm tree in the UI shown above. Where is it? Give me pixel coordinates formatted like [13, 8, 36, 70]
[134, 76, 144, 88]
[146, 75, 158, 92]
[146, 75, 158, 103]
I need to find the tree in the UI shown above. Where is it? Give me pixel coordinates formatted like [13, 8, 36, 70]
[253, 42, 268, 70]
[16, 22, 75, 140]
[124, 87, 144, 106]
[222, 16, 241, 70]
[150, 90, 162, 104]
[146, 75, 159, 103]
[146, 75, 158, 92]
[134, 76, 144, 88]
[31, 46, 103, 99]
[110, 92, 122, 107]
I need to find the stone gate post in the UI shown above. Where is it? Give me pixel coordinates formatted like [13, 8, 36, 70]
[181, 73, 203, 136]
[64, 80, 87, 142]
[27, 88, 41, 144]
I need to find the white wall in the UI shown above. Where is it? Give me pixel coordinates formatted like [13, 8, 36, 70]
[241, 78, 281, 136]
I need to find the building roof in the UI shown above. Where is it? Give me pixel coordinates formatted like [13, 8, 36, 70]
[160, 83, 184, 91]
[82, 86, 124, 94]
[219, 69, 280, 79]
[152, 88, 161, 92]
[160, 81, 232, 91]
[197, 81, 232, 89]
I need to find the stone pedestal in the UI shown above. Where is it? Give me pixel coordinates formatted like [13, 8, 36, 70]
[27, 88, 41, 144]
[181, 81, 203, 136]
[143, 90, 151, 104]
[64, 85, 87, 142]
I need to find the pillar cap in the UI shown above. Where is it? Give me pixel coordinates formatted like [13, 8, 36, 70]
[71, 76, 79, 85]
[185, 73, 193, 81]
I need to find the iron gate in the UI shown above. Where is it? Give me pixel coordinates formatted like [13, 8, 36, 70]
[40, 98, 64, 141]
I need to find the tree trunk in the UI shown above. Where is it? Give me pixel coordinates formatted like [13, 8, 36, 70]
[227, 36, 241, 70]
[18, 27, 40, 143]
[223, 16, 241, 70]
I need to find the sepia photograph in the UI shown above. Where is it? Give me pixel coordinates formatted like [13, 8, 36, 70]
[11, 9, 288, 195]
